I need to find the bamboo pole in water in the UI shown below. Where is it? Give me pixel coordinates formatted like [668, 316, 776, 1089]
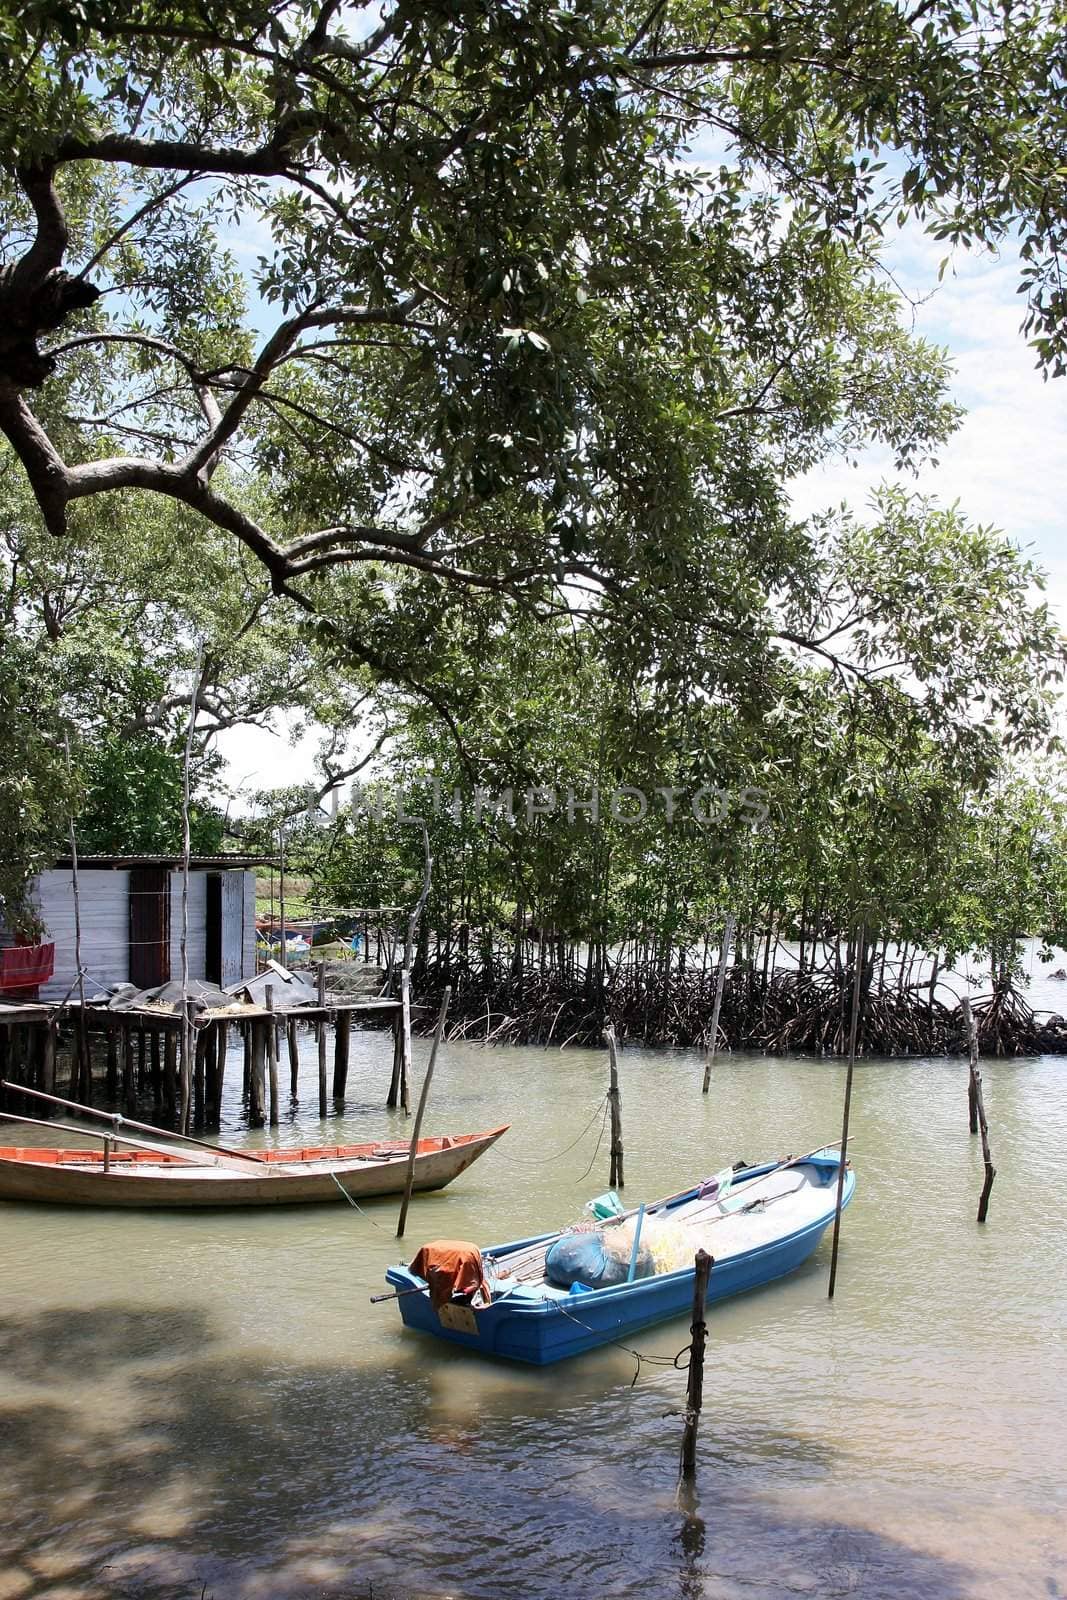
[702, 912, 736, 1094]
[679, 1249, 713, 1481]
[396, 985, 451, 1239]
[606, 1025, 624, 1188]
[962, 997, 997, 1222]
[828, 924, 865, 1299]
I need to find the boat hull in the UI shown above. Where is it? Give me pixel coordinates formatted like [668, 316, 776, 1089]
[0, 1127, 507, 1208]
[386, 1154, 854, 1364]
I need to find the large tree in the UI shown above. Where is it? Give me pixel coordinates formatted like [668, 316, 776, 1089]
[1, 0, 1064, 727]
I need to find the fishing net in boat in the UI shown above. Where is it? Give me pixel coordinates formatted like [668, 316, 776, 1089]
[544, 1212, 695, 1289]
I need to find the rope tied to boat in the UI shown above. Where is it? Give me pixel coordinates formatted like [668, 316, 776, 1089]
[553, 1298, 693, 1388]
[328, 1168, 389, 1230]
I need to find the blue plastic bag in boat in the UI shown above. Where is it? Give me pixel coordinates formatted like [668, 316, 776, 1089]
[544, 1229, 655, 1289]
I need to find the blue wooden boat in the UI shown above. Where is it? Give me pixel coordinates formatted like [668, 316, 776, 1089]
[385, 1147, 854, 1364]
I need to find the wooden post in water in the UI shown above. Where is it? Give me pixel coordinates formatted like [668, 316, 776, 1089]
[387, 1008, 402, 1108]
[397, 986, 451, 1239]
[249, 1021, 266, 1127]
[332, 1009, 351, 1102]
[606, 1025, 624, 1188]
[962, 997, 996, 1222]
[316, 962, 328, 1119]
[828, 925, 865, 1299]
[265, 986, 279, 1127]
[150, 1028, 162, 1104]
[287, 1017, 300, 1100]
[702, 912, 736, 1094]
[679, 1249, 713, 1481]
[963, 996, 979, 1133]
[105, 1024, 118, 1100]
[42, 1018, 56, 1097]
[193, 1027, 207, 1128]
[214, 1021, 228, 1126]
[163, 1028, 177, 1115]
[400, 969, 412, 1115]
[121, 1022, 135, 1113]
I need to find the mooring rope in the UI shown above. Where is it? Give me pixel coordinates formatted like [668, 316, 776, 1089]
[490, 1094, 610, 1168]
[553, 1298, 692, 1387]
[328, 1168, 390, 1230]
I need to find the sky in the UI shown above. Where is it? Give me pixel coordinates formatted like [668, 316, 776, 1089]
[215, 210, 1067, 797]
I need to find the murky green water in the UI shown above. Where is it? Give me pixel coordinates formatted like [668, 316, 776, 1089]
[1, 1034, 1065, 1599]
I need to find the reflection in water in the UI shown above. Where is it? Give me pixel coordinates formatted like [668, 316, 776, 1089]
[1, 1037, 1066, 1597]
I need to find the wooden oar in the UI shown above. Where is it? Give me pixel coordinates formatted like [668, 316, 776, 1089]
[0, 1109, 261, 1171]
[2, 1080, 266, 1166]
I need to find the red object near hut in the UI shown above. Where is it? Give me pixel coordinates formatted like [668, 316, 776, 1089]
[0, 942, 55, 1001]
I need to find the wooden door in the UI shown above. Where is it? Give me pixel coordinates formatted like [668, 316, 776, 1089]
[128, 867, 171, 988]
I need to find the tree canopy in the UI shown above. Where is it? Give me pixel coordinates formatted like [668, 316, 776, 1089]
[1, 0, 1065, 731]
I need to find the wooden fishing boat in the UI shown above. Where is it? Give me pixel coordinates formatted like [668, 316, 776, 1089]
[0, 1126, 508, 1208]
[385, 1148, 854, 1364]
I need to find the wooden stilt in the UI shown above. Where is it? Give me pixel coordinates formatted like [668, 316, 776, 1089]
[702, 912, 735, 1093]
[121, 1022, 136, 1113]
[136, 1026, 147, 1091]
[397, 986, 451, 1238]
[962, 997, 996, 1222]
[828, 925, 865, 1299]
[606, 1025, 624, 1188]
[249, 1022, 266, 1127]
[332, 1010, 351, 1102]
[105, 1024, 118, 1099]
[163, 1029, 178, 1114]
[266, 987, 279, 1127]
[193, 1027, 207, 1128]
[42, 1018, 56, 1097]
[287, 1017, 299, 1100]
[150, 1028, 162, 1104]
[386, 1008, 402, 1108]
[213, 1021, 228, 1126]
[316, 963, 327, 1119]
[679, 1249, 713, 1481]
[242, 1022, 252, 1099]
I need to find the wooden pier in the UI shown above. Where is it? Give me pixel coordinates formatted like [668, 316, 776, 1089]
[0, 990, 402, 1131]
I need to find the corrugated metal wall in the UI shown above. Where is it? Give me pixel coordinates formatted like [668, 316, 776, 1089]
[168, 870, 207, 982]
[2, 868, 257, 999]
[36, 870, 131, 1000]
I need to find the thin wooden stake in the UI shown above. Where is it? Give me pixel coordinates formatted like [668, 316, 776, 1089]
[265, 985, 279, 1127]
[177, 644, 203, 1136]
[606, 1025, 624, 1188]
[396, 985, 451, 1239]
[702, 913, 735, 1093]
[62, 732, 90, 1103]
[287, 1016, 299, 1099]
[400, 968, 412, 1115]
[249, 1021, 266, 1127]
[214, 1021, 228, 1126]
[962, 997, 997, 1222]
[828, 924, 865, 1299]
[317, 961, 328, 1119]
[679, 1249, 713, 1481]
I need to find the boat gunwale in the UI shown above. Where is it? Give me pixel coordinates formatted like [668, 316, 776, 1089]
[0, 1122, 510, 1172]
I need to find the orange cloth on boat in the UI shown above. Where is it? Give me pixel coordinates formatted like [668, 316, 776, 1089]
[409, 1240, 491, 1309]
